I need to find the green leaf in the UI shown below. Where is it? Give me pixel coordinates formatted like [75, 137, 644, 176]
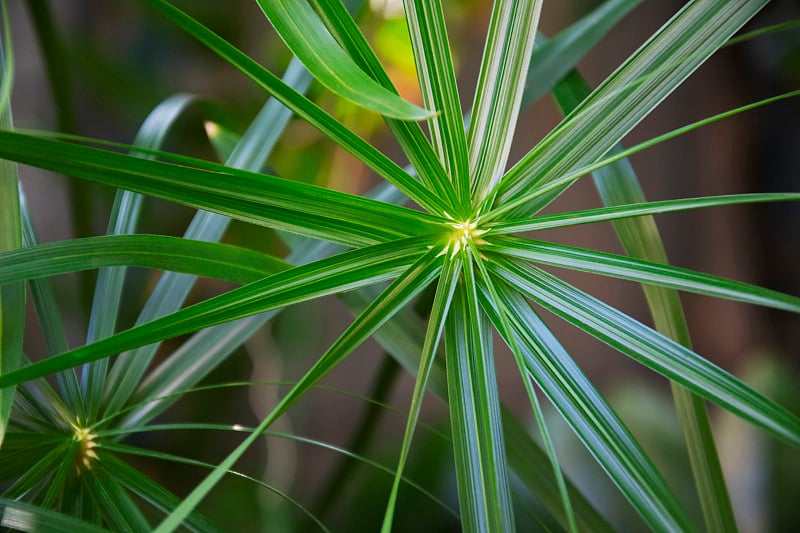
[118, 313, 281, 429]
[473, 252, 578, 533]
[0, 498, 110, 533]
[469, 0, 542, 204]
[2, 373, 72, 434]
[0, 235, 287, 287]
[404, 0, 470, 205]
[100, 453, 220, 533]
[382, 253, 460, 532]
[154, 250, 443, 533]
[141, 0, 445, 215]
[241, 247, 443, 446]
[496, 0, 770, 215]
[0, 432, 62, 480]
[99, 440, 330, 531]
[83, 93, 201, 419]
[20, 194, 83, 417]
[228, 57, 313, 173]
[83, 466, 150, 532]
[446, 264, 514, 532]
[0, 15, 23, 447]
[488, 287, 695, 531]
[490, 192, 800, 234]
[1, 439, 72, 499]
[0, 236, 428, 389]
[492, 236, 800, 312]
[521, 0, 644, 107]
[40, 438, 78, 508]
[0, 1, 11, 116]
[501, 411, 616, 533]
[725, 19, 800, 47]
[487, 88, 800, 220]
[0, 131, 442, 248]
[493, 257, 800, 447]
[102, 58, 314, 418]
[552, 64, 739, 531]
[308, 0, 459, 211]
[256, 0, 432, 121]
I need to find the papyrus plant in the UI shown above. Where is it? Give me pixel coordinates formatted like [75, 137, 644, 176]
[0, 0, 798, 531]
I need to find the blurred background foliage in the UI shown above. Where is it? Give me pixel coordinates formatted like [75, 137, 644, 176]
[7, 0, 800, 530]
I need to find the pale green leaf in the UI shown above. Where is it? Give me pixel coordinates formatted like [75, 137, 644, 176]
[490, 193, 800, 234]
[494, 257, 800, 447]
[492, 236, 800, 312]
[0, 131, 442, 248]
[521, 0, 645, 107]
[0, 498, 110, 533]
[382, 253, 460, 532]
[404, 0, 470, 206]
[488, 287, 695, 531]
[446, 263, 514, 533]
[0, 235, 287, 287]
[469, 0, 541, 204]
[496, 0, 770, 215]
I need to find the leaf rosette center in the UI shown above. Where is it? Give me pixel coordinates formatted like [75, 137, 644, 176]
[446, 219, 488, 257]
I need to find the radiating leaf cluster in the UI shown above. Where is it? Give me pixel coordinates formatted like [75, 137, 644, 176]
[0, 0, 798, 531]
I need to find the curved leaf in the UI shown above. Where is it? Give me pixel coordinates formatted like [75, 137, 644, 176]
[102, 57, 315, 418]
[0, 235, 288, 287]
[140, 0, 446, 215]
[307, 0, 458, 209]
[154, 250, 443, 533]
[83, 93, 203, 418]
[257, 0, 432, 120]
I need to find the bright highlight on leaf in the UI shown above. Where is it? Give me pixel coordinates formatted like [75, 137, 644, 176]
[257, 0, 434, 120]
[0, 0, 799, 532]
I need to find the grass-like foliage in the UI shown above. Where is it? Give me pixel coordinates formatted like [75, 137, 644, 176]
[1, 0, 798, 531]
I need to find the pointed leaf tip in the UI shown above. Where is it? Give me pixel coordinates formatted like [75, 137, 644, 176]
[258, 0, 435, 121]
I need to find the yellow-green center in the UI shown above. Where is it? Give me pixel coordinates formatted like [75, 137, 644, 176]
[73, 426, 99, 472]
[446, 219, 487, 257]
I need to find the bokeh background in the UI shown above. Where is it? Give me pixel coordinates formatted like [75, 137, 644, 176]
[7, 0, 800, 531]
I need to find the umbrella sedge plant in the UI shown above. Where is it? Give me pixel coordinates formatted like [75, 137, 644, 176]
[0, 0, 798, 531]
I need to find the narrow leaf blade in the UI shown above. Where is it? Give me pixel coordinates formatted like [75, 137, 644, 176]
[258, 0, 433, 120]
